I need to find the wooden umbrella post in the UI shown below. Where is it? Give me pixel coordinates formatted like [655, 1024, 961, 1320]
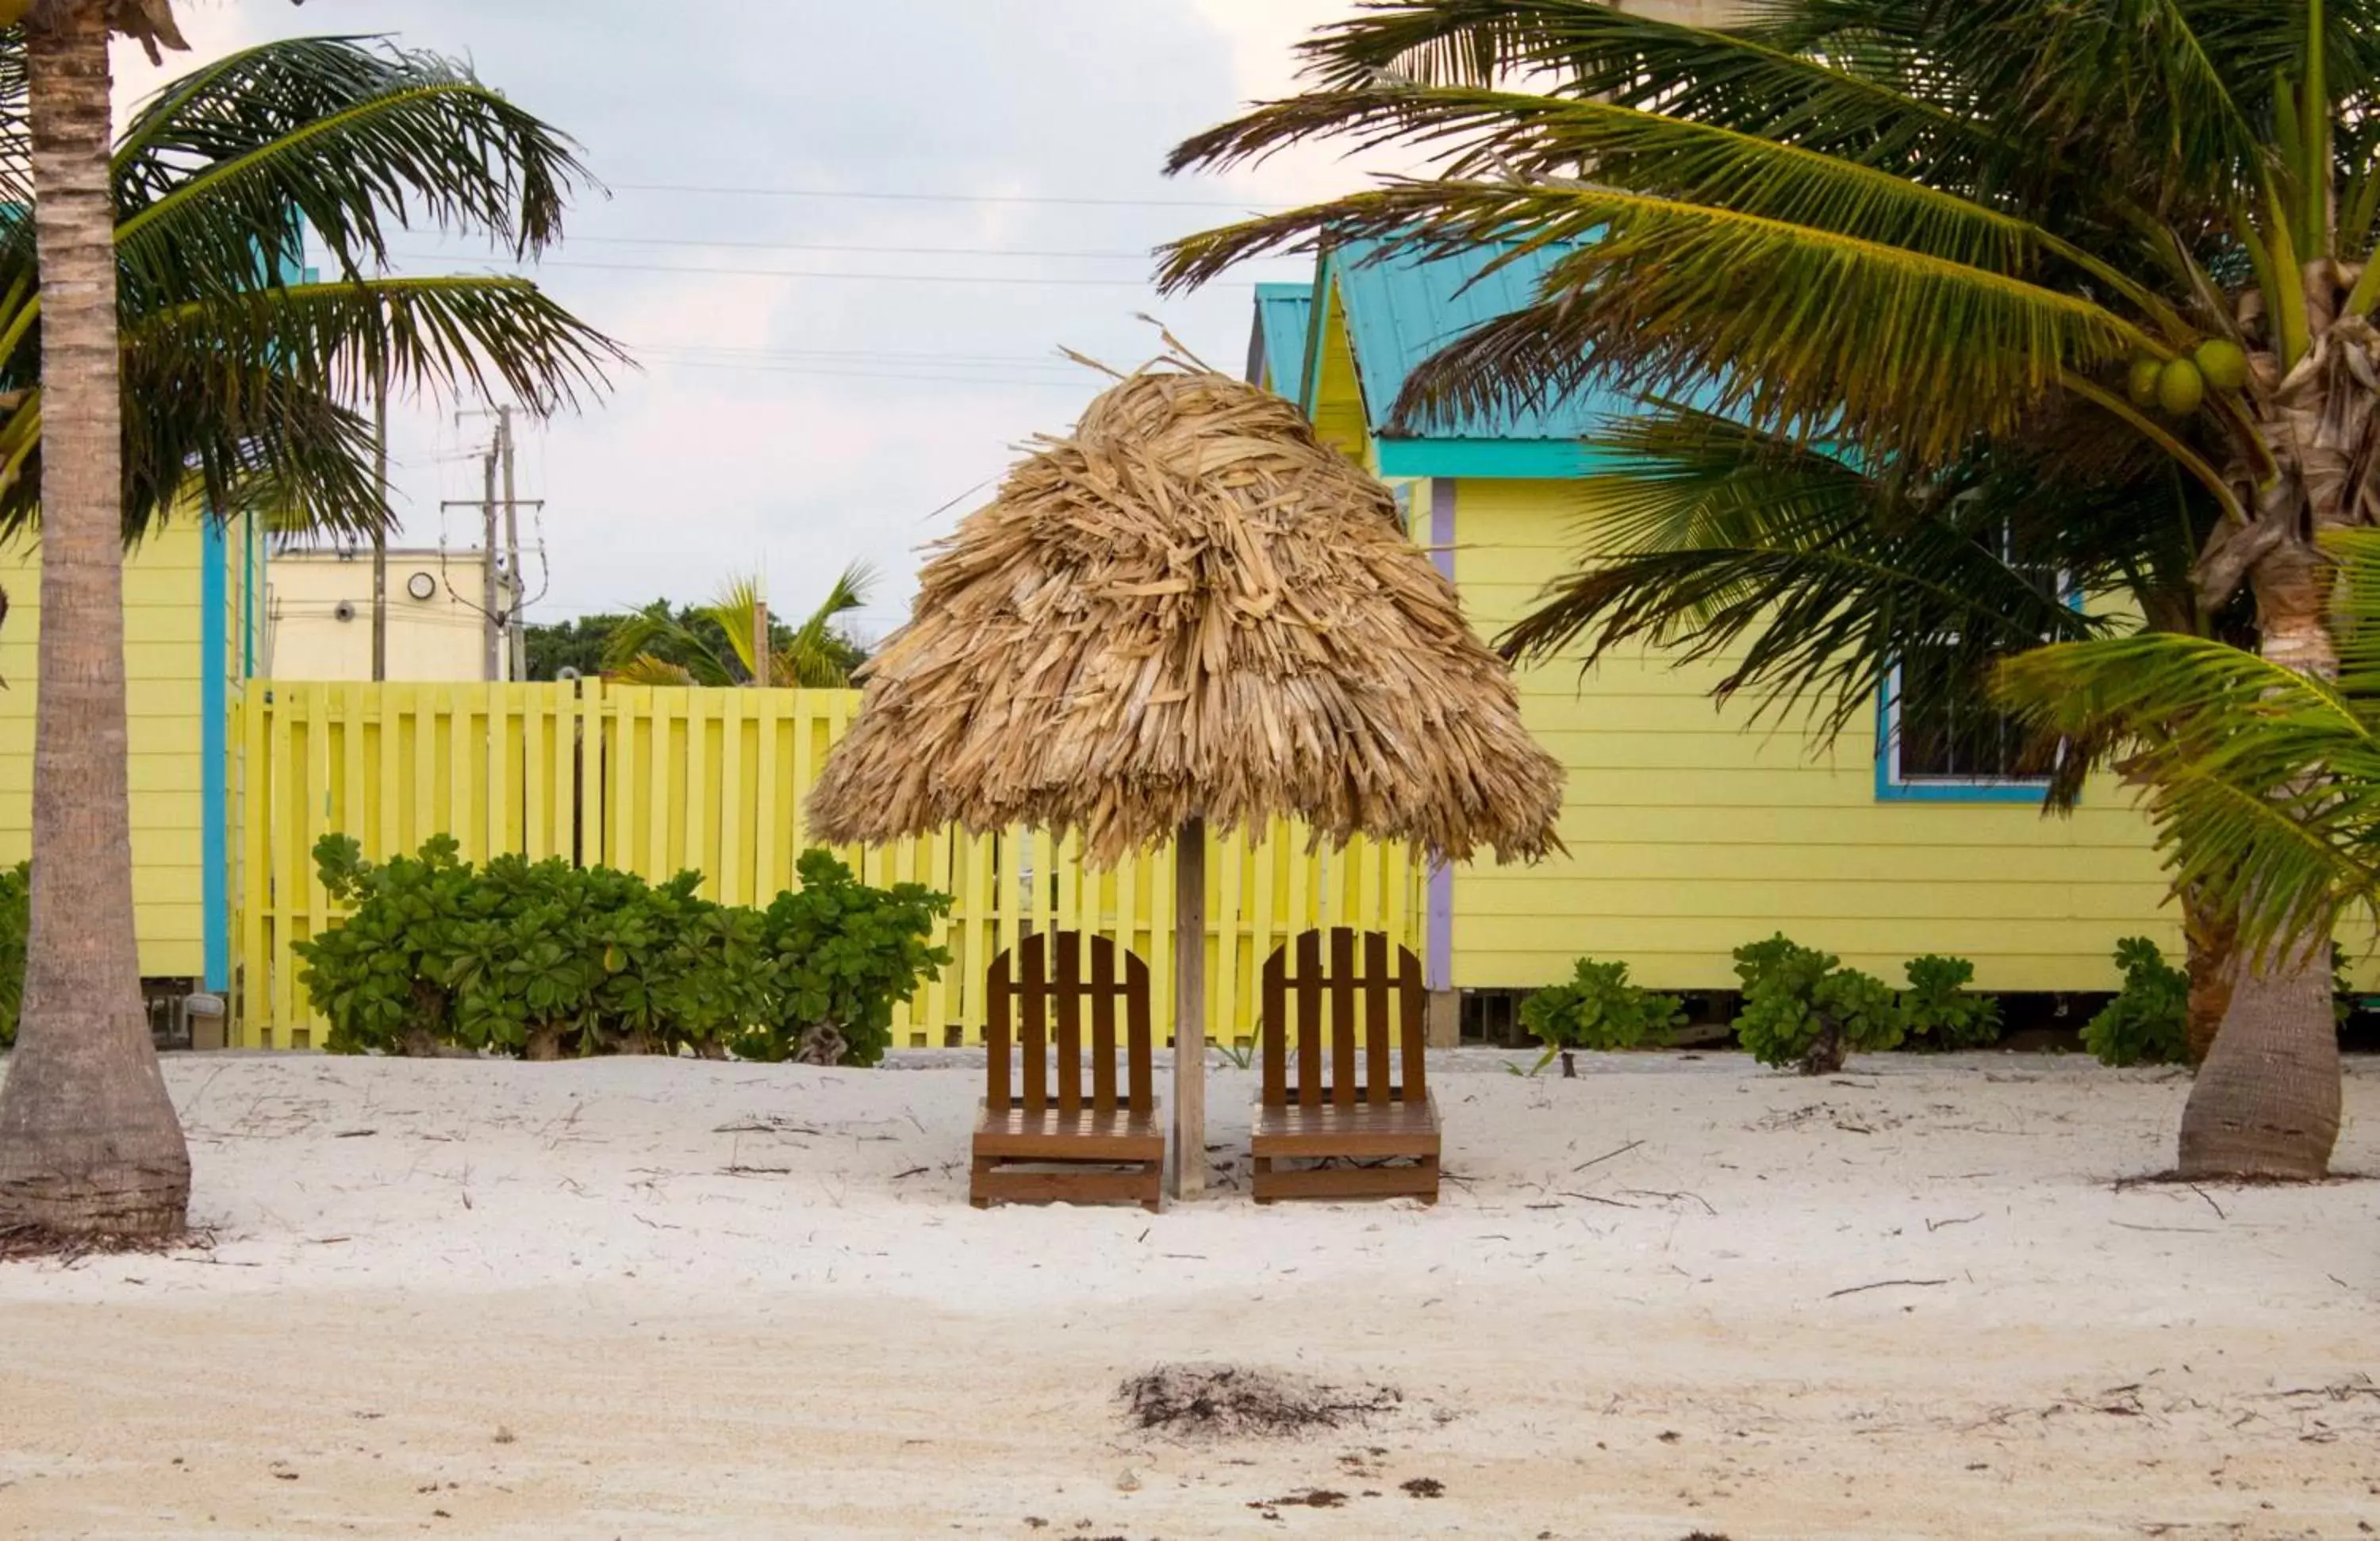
[1172, 817, 1207, 1198]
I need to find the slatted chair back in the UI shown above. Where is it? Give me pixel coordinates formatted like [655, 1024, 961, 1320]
[984, 932, 1154, 1118]
[1259, 928, 1428, 1109]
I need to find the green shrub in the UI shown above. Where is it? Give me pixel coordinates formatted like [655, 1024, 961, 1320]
[295, 836, 947, 1065]
[1732, 933, 1906, 1074]
[1898, 954, 2002, 1050]
[0, 861, 25, 1051]
[2082, 936, 2188, 1066]
[1518, 957, 1685, 1076]
[745, 850, 953, 1068]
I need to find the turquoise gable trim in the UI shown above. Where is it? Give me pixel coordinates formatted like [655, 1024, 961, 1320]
[1375, 437, 1597, 479]
[201, 517, 230, 990]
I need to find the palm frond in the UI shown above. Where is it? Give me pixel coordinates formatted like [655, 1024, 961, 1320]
[126, 275, 625, 419]
[0, 31, 620, 546]
[607, 653, 700, 689]
[1270, 0, 2013, 184]
[777, 562, 874, 688]
[1162, 179, 2149, 467]
[1997, 529, 2380, 954]
[1998, 629, 2380, 955]
[696, 575, 767, 680]
[1501, 406, 2111, 741]
[0, 28, 26, 209]
[598, 605, 732, 687]
[1167, 83, 2169, 316]
[1760, 0, 2288, 215]
[111, 35, 591, 313]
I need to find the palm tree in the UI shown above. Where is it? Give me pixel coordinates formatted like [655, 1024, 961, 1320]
[1159, 0, 2380, 1179]
[2000, 532, 2380, 1172]
[1496, 402, 2252, 1058]
[605, 565, 875, 688]
[0, 13, 623, 1239]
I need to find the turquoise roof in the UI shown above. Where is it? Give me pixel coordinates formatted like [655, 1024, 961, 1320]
[1252, 239, 1697, 478]
[1333, 238, 1649, 478]
[1249, 281, 1315, 401]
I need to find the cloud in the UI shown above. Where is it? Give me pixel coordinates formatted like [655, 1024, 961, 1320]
[113, 1, 1384, 643]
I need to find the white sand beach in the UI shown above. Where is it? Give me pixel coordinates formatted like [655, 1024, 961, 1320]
[3, 1050, 2377, 1539]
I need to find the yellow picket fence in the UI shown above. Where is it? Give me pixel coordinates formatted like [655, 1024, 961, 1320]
[236, 681, 1424, 1051]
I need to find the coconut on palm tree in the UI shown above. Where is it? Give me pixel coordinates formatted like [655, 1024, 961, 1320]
[1159, 0, 2380, 1178]
[0, 9, 623, 1239]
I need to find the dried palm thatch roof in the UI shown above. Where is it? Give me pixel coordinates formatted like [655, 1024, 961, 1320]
[808, 355, 1564, 867]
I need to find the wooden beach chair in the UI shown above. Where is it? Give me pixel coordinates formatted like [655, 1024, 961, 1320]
[970, 931, 1164, 1212]
[1251, 928, 1439, 1203]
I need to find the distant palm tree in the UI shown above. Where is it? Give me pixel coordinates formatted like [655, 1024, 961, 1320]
[0, 12, 622, 1239]
[605, 565, 875, 689]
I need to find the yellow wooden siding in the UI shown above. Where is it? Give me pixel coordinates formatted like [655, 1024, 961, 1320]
[237, 681, 1422, 1051]
[1449, 479, 2181, 993]
[0, 521, 211, 977]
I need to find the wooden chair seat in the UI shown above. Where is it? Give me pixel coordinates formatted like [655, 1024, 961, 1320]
[1251, 1090, 1440, 1159]
[1251, 929, 1440, 1205]
[969, 931, 1163, 1212]
[974, 1099, 1165, 1160]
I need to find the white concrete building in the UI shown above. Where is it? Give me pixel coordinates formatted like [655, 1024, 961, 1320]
[265, 547, 518, 682]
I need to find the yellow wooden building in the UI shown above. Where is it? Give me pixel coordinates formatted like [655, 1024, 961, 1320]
[1249, 246, 2179, 1002]
[0, 509, 267, 993]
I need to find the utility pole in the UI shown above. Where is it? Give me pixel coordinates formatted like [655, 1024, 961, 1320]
[370, 362, 388, 682]
[481, 427, 501, 683]
[751, 588, 770, 688]
[499, 405, 525, 682]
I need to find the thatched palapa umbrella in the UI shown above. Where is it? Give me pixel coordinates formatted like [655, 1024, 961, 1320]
[809, 355, 1563, 1197]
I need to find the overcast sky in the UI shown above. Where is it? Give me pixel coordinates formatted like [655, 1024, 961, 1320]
[113, 2, 1389, 645]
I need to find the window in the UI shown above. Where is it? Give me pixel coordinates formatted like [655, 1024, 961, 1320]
[1877, 534, 2068, 802]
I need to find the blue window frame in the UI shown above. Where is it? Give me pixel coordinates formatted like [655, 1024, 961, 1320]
[1876, 535, 2072, 805]
[1875, 663, 2055, 804]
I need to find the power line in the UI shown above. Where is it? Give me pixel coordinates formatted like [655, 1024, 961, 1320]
[632, 356, 1092, 388]
[627, 341, 1085, 367]
[407, 255, 1215, 289]
[608, 182, 1288, 211]
[565, 234, 1156, 260]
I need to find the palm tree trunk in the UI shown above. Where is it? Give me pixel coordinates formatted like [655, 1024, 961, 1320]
[2176, 542, 2341, 1179]
[0, 3, 191, 1237]
[2178, 884, 2238, 1066]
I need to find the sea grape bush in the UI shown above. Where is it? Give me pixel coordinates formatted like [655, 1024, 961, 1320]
[1518, 956, 1686, 1076]
[2082, 936, 2188, 1066]
[295, 835, 948, 1064]
[0, 861, 25, 1051]
[754, 850, 955, 1068]
[1898, 954, 2002, 1050]
[1732, 934, 1906, 1074]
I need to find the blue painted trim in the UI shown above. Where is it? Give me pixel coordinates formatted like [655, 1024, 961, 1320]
[201, 516, 231, 990]
[1872, 671, 2051, 805]
[1375, 437, 1604, 479]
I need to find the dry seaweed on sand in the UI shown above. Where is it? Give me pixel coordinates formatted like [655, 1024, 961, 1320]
[0, 1222, 215, 1266]
[809, 355, 1563, 867]
[1121, 1364, 1403, 1439]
